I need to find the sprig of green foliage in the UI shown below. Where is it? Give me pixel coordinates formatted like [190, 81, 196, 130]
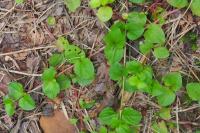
[42, 37, 95, 99]
[89, 0, 115, 22]
[98, 107, 142, 133]
[3, 82, 36, 116]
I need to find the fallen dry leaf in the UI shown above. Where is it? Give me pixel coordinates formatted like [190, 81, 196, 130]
[39, 110, 76, 133]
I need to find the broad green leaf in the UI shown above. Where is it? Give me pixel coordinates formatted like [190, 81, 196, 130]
[191, 0, 200, 16]
[19, 94, 36, 111]
[126, 23, 144, 40]
[139, 42, 153, 54]
[159, 108, 171, 120]
[41, 67, 57, 81]
[167, 0, 188, 8]
[56, 36, 69, 51]
[127, 12, 147, 26]
[64, 0, 81, 12]
[157, 89, 176, 106]
[129, 0, 145, 4]
[98, 107, 118, 126]
[121, 107, 142, 125]
[126, 60, 143, 74]
[115, 124, 131, 133]
[104, 45, 124, 65]
[104, 28, 126, 48]
[99, 126, 107, 133]
[3, 96, 15, 116]
[74, 58, 95, 86]
[47, 16, 56, 26]
[153, 47, 169, 59]
[144, 24, 165, 44]
[64, 45, 85, 64]
[97, 6, 113, 22]
[186, 82, 200, 101]
[56, 74, 71, 90]
[151, 80, 165, 97]
[152, 121, 168, 133]
[8, 82, 24, 100]
[48, 53, 64, 67]
[162, 72, 182, 92]
[15, 0, 24, 4]
[42, 79, 60, 99]
[109, 63, 127, 81]
[89, 0, 101, 8]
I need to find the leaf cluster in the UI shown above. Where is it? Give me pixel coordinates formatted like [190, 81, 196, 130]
[98, 107, 142, 133]
[89, 0, 115, 22]
[42, 37, 95, 99]
[3, 82, 36, 116]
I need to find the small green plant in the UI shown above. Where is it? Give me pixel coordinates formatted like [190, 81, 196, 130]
[167, 0, 200, 16]
[98, 107, 142, 132]
[186, 82, 200, 102]
[89, 0, 115, 22]
[3, 82, 35, 116]
[47, 16, 56, 26]
[42, 37, 95, 99]
[64, 0, 81, 12]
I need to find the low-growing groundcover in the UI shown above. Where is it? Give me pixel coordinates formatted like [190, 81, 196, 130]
[2, 0, 200, 132]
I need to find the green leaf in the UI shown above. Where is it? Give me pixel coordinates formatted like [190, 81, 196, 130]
[127, 12, 147, 26]
[153, 47, 169, 59]
[104, 44, 124, 65]
[126, 23, 144, 40]
[186, 82, 200, 101]
[167, 0, 188, 8]
[42, 79, 60, 99]
[139, 42, 153, 54]
[109, 63, 127, 81]
[162, 72, 182, 92]
[74, 58, 95, 86]
[104, 28, 126, 48]
[98, 107, 118, 126]
[47, 16, 56, 26]
[121, 107, 142, 125]
[124, 79, 137, 92]
[64, 45, 85, 64]
[79, 99, 95, 109]
[89, 0, 101, 8]
[159, 108, 171, 120]
[64, 0, 81, 12]
[191, 0, 200, 16]
[48, 53, 64, 67]
[115, 124, 131, 133]
[97, 6, 113, 22]
[129, 0, 145, 4]
[15, 0, 24, 4]
[56, 74, 71, 90]
[19, 94, 36, 111]
[41, 67, 57, 81]
[3, 96, 15, 116]
[152, 121, 168, 133]
[151, 80, 165, 97]
[8, 82, 24, 100]
[56, 36, 69, 51]
[99, 126, 107, 133]
[144, 24, 165, 44]
[126, 60, 143, 74]
[157, 89, 176, 106]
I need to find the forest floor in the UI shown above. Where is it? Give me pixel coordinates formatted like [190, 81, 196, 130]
[0, 0, 200, 133]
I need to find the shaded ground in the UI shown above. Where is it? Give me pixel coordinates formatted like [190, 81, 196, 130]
[0, 0, 200, 133]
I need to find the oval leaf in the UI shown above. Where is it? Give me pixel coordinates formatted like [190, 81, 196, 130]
[186, 82, 200, 101]
[19, 94, 36, 111]
[97, 6, 113, 22]
[8, 82, 24, 100]
[153, 47, 169, 59]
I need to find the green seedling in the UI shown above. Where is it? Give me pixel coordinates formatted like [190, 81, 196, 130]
[47, 16, 56, 26]
[186, 82, 200, 102]
[3, 82, 36, 116]
[89, 0, 115, 22]
[42, 37, 95, 99]
[98, 107, 142, 133]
